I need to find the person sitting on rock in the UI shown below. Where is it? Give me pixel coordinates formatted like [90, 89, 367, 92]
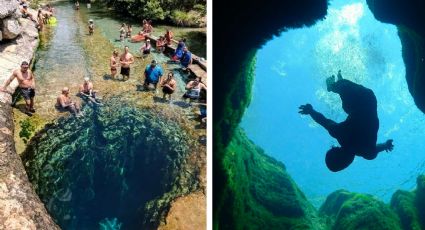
[160, 72, 176, 100]
[299, 70, 394, 172]
[171, 38, 186, 61]
[180, 46, 192, 69]
[21, 4, 37, 23]
[56, 87, 83, 117]
[79, 77, 100, 104]
[182, 76, 207, 101]
[156, 36, 166, 53]
[164, 29, 173, 46]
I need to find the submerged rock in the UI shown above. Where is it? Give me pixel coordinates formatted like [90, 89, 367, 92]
[217, 128, 324, 229]
[391, 190, 421, 230]
[320, 190, 402, 230]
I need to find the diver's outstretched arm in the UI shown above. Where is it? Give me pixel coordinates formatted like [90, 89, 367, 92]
[299, 104, 337, 130]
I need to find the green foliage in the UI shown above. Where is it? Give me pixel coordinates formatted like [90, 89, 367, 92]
[170, 10, 202, 27]
[19, 118, 36, 144]
[99, 0, 206, 26]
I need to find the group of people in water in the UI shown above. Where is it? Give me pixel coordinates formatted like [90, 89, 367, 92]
[1, 5, 205, 122]
[109, 45, 206, 102]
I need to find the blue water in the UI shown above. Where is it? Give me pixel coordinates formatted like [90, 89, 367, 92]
[241, 0, 425, 207]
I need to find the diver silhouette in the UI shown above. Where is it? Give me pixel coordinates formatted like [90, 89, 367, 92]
[299, 70, 394, 172]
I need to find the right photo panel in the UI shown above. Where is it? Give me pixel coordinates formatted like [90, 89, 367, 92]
[214, 0, 425, 229]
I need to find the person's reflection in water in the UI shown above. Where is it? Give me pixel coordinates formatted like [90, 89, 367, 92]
[299, 70, 394, 172]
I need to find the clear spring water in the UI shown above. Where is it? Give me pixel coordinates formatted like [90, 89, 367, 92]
[241, 0, 425, 207]
[24, 2, 204, 229]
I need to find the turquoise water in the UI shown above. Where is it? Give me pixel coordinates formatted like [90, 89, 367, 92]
[241, 0, 425, 207]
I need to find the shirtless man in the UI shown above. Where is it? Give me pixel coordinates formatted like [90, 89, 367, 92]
[79, 77, 100, 104]
[110, 50, 120, 79]
[160, 72, 176, 100]
[57, 87, 82, 117]
[119, 46, 134, 81]
[0, 61, 36, 113]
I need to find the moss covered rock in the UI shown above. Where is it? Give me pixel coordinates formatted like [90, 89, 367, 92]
[391, 190, 421, 230]
[320, 190, 402, 230]
[216, 128, 325, 229]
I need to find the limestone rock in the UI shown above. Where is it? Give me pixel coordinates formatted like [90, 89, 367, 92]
[2, 17, 22, 40]
[0, 0, 18, 19]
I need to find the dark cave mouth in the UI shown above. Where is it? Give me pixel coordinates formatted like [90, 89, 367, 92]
[22, 99, 193, 229]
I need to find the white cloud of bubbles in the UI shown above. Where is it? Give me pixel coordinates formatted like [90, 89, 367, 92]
[315, 3, 368, 113]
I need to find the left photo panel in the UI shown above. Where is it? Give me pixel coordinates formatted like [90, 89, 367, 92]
[0, 0, 207, 229]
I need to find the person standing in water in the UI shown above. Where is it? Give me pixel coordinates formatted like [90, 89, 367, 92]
[110, 50, 119, 79]
[119, 46, 134, 81]
[119, 23, 126, 41]
[160, 72, 176, 100]
[299, 70, 394, 172]
[0, 61, 36, 114]
[88, 19, 94, 35]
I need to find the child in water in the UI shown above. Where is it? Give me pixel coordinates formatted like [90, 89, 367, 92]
[88, 19, 94, 35]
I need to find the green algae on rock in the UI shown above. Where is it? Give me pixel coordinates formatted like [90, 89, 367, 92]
[320, 190, 402, 230]
[21, 97, 200, 229]
[217, 128, 324, 229]
[391, 190, 421, 230]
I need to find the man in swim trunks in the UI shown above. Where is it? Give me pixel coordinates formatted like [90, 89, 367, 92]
[160, 72, 176, 100]
[120, 46, 134, 81]
[110, 50, 119, 79]
[57, 87, 82, 117]
[143, 60, 163, 90]
[0, 61, 36, 114]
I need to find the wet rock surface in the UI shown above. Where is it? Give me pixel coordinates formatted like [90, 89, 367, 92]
[22, 97, 202, 229]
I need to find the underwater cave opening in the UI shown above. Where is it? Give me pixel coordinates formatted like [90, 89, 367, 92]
[21, 98, 193, 229]
[241, 0, 425, 207]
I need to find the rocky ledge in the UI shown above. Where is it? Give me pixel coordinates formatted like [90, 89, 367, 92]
[0, 0, 58, 228]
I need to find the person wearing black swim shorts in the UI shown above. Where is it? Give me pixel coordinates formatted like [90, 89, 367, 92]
[119, 46, 134, 81]
[0, 61, 36, 114]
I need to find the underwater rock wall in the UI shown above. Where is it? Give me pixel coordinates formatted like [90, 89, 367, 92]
[21, 97, 201, 229]
[216, 128, 325, 229]
[0, 1, 56, 228]
[365, 0, 425, 113]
